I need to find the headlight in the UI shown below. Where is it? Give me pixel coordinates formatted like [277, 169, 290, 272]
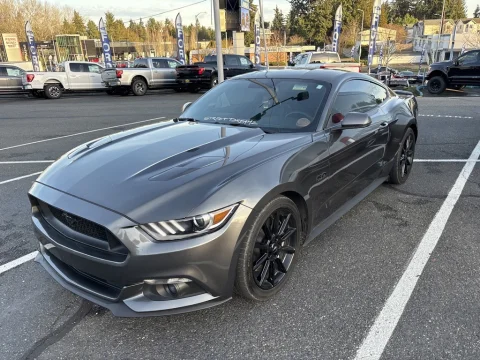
[138, 204, 238, 241]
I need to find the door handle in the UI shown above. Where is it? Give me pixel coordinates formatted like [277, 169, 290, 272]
[380, 121, 389, 127]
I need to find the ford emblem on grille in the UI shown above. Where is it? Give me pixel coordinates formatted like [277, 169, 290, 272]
[61, 212, 78, 227]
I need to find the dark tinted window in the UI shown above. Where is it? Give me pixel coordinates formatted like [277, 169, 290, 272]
[181, 78, 331, 133]
[0, 66, 7, 76]
[329, 79, 387, 126]
[69, 63, 89, 72]
[225, 55, 240, 66]
[458, 50, 480, 65]
[151, 59, 167, 68]
[133, 59, 149, 68]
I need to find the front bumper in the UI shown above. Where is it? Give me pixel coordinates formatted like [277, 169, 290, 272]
[29, 182, 252, 316]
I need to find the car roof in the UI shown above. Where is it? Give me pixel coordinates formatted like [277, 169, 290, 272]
[234, 69, 372, 86]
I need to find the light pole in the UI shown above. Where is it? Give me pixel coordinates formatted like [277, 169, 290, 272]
[213, 0, 224, 83]
[357, 9, 364, 61]
[195, 12, 207, 61]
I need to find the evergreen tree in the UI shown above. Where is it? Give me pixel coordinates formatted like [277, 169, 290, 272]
[445, 0, 467, 19]
[474, 4, 480, 17]
[72, 10, 86, 35]
[62, 18, 75, 34]
[271, 6, 285, 31]
[86, 20, 100, 39]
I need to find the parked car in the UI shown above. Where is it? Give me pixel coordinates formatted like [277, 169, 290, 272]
[288, 51, 361, 72]
[101, 57, 181, 96]
[426, 49, 480, 94]
[29, 69, 418, 317]
[22, 61, 106, 99]
[0, 64, 26, 94]
[175, 54, 265, 92]
[397, 71, 418, 83]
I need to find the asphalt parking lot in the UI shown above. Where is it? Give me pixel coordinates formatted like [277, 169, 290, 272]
[1, 91, 479, 360]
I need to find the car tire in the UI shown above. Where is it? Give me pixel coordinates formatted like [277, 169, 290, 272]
[174, 87, 185, 93]
[106, 89, 115, 95]
[44, 84, 63, 99]
[234, 196, 303, 301]
[188, 86, 200, 93]
[427, 76, 446, 94]
[131, 78, 147, 96]
[389, 128, 416, 185]
[210, 75, 218, 89]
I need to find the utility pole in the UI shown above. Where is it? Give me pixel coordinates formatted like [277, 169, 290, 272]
[259, 0, 269, 69]
[357, 9, 364, 60]
[213, 0, 224, 83]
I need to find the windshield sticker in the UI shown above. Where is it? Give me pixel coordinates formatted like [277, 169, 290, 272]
[204, 117, 256, 126]
[292, 84, 308, 91]
[296, 118, 311, 128]
[316, 85, 324, 89]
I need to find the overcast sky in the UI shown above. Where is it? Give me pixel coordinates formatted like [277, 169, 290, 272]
[57, 0, 478, 27]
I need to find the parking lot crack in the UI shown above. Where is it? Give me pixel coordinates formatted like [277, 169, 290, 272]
[21, 300, 93, 360]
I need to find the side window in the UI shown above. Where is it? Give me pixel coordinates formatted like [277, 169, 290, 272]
[0, 67, 7, 76]
[239, 56, 249, 66]
[297, 54, 309, 65]
[458, 51, 478, 65]
[328, 80, 381, 127]
[225, 56, 240, 66]
[167, 60, 179, 68]
[6, 67, 24, 76]
[69, 63, 83, 72]
[134, 59, 148, 68]
[88, 64, 101, 73]
[151, 59, 166, 68]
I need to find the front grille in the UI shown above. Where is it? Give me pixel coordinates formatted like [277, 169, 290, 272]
[49, 205, 108, 241]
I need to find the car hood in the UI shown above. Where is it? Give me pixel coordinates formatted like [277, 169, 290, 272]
[430, 60, 453, 69]
[37, 121, 311, 223]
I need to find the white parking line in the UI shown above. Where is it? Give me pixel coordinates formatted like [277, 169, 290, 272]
[414, 159, 480, 162]
[354, 140, 480, 360]
[0, 251, 38, 275]
[0, 171, 42, 185]
[419, 114, 473, 119]
[0, 117, 165, 152]
[0, 161, 55, 164]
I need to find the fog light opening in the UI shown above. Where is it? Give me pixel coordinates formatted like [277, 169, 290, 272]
[144, 278, 206, 301]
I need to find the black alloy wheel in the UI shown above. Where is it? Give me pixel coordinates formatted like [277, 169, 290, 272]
[235, 196, 302, 301]
[252, 209, 297, 290]
[389, 128, 416, 185]
[427, 76, 446, 94]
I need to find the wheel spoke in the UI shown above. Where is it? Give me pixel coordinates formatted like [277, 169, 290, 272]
[273, 211, 280, 234]
[280, 227, 296, 242]
[279, 245, 296, 254]
[253, 253, 268, 271]
[259, 260, 271, 286]
[254, 242, 268, 250]
[275, 258, 287, 273]
[278, 213, 291, 236]
[262, 222, 272, 239]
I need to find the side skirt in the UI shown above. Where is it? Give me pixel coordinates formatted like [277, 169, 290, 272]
[304, 176, 388, 246]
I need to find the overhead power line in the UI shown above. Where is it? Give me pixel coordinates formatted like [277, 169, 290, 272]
[122, 0, 207, 24]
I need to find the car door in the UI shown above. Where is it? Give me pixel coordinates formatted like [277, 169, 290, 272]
[448, 50, 480, 84]
[86, 63, 104, 90]
[322, 79, 390, 217]
[163, 59, 179, 86]
[6, 66, 25, 92]
[238, 56, 255, 73]
[67, 63, 91, 89]
[150, 58, 167, 88]
[0, 66, 9, 93]
[224, 55, 241, 78]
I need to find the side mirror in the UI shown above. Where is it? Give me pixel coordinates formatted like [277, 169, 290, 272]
[249, 63, 254, 68]
[181, 102, 192, 112]
[341, 112, 372, 128]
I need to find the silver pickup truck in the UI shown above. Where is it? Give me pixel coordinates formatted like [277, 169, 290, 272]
[101, 57, 181, 96]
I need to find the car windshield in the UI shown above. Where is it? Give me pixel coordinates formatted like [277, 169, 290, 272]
[180, 78, 331, 133]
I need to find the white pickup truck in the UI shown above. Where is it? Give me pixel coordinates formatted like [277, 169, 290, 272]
[23, 61, 106, 99]
[289, 51, 361, 72]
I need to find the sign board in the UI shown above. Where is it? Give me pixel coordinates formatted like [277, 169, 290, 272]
[241, 0, 249, 9]
[220, 9, 226, 32]
[1, 33, 22, 61]
[240, 8, 250, 32]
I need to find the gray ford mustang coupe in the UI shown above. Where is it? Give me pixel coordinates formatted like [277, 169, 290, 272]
[29, 70, 418, 316]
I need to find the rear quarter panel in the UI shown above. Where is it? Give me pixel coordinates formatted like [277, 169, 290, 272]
[24, 72, 68, 90]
